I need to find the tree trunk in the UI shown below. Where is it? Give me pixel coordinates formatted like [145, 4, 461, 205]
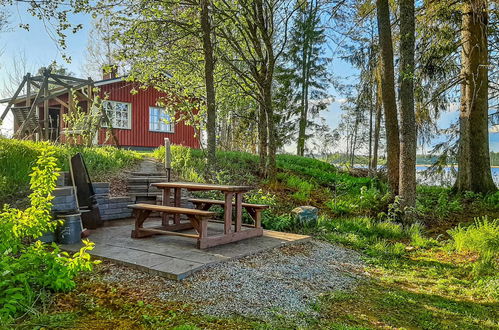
[398, 0, 417, 211]
[297, 29, 308, 156]
[368, 85, 373, 172]
[258, 103, 268, 176]
[376, 0, 400, 194]
[200, 0, 217, 168]
[263, 79, 276, 177]
[455, 0, 496, 193]
[371, 66, 383, 173]
[297, 18, 313, 157]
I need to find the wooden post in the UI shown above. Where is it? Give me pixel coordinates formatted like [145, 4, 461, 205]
[164, 138, 171, 182]
[43, 70, 49, 140]
[161, 188, 171, 226]
[26, 74, 31, 108]
[15, 74, 48, 139]
[235, 193, 242, 232]
[87, 78, 93, 103]
[18, 73, 31, 133]
[174, 187, 181, 224]
[224, 192, 233, 234]
[68, 88, 74, 114]
[0, 75, 28, 122]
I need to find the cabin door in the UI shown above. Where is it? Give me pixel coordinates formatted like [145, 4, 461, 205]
[48, 108, 60, 141]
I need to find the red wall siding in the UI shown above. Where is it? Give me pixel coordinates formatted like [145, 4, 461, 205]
[96, 82, 200, 148]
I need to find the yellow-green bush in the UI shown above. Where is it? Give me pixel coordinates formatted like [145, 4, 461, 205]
[0, 143, 97, 323]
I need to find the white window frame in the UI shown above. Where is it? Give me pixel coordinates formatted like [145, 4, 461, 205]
[149, 106, 174, 133]
[102, 100, 132, 129]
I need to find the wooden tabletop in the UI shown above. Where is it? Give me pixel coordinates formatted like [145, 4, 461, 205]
[151, 182, 254, 192]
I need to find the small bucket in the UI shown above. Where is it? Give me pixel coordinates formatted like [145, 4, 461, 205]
[57, 213, 83, 244]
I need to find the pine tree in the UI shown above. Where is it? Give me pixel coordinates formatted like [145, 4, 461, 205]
[283, 0, 331, 156]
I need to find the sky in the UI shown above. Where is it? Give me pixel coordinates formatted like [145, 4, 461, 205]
[0, 4, 497, 153]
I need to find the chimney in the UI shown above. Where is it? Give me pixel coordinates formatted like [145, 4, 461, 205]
[102, 65, 118, 80]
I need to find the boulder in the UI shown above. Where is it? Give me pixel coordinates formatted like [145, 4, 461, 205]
[292, 206, 318, 227]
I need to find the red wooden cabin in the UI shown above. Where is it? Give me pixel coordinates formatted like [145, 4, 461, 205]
[0, 70, 200, 149]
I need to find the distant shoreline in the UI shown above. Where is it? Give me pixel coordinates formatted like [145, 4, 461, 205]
[416, 164, 499, 169]
[342, 163, 499, 169]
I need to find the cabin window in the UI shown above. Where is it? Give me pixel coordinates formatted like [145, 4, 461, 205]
[102, 101, 131, 129]
[149, 107, 173, 133]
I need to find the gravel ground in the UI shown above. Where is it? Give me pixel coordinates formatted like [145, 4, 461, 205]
[102, 240, 365, 322]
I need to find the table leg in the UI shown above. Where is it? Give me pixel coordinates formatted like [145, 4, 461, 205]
[235, 193, 243, 232]
[161, 188, 171, 226]
[174, 187, 181, 225]
[224, 192, 233, 235]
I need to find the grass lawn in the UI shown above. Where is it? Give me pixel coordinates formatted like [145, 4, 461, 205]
[3, 143, 498, 328]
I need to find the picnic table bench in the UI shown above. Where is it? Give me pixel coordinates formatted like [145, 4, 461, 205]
[188, 198, 269, 229]
[129, 204, 215, 241]
[128, 182, 266, 249]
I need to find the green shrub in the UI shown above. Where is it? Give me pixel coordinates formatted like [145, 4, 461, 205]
[416, 186, 464, 220]
[262, 213, 295, 232]
[358, 186, 390, 211]
[481, 191, 499, 211]
[278, 174, 315, 202]
[0, 143, 97, 323]
[447, 217, 499, 276]
[405, 224, 431, 248]
[327, 199, 355, 215]
[319, 216, 423, 258]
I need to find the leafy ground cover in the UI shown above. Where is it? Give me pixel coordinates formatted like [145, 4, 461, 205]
[0, 138, 142, 203]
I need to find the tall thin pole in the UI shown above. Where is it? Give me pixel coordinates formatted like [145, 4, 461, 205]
[164, 138, 171, 182]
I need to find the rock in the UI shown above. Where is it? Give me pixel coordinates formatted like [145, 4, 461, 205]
[291, 206, 318, 227]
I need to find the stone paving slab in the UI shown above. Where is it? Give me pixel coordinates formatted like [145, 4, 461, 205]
[62, 218, 310, 280]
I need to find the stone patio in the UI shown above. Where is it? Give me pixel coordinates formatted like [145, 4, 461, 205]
[62, 218, 310, 280]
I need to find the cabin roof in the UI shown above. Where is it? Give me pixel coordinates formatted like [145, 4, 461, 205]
[0, 76, 126, 104]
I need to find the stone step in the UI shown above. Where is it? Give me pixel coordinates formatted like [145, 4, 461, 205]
[127, 172, 166, 177]
[53, 187, 75, 197]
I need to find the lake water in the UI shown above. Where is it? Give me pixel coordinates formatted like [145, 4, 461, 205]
[348, 164, 499, 187]
[416, 166, 499, 187]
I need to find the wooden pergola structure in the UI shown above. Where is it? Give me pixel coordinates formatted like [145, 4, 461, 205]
[0, 68, 115, 142]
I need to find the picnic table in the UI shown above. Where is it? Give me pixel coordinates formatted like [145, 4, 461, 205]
[128, 182, 268, 249]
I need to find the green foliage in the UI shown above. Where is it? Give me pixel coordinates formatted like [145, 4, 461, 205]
[276, 173, 315, 202]
[319, 216, 412, 258]
[358, 186, 391, 211]
[320, 216, 439, 260]
[327, 199, 356, 216]
[448, 217, 499, 276]
[153, 146, 353, 189]
[0, 143, 97, 322]
[416, 186, 463, 220]
[327, 186, 390, 216]
[262, 213, 296, 232]
[0, 138, 142, 201]
[479, 191, 499, 211]
[62, 89, 106, 147]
